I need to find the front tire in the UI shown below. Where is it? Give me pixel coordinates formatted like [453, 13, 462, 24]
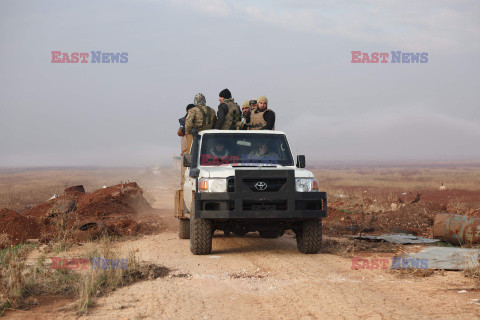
[190, 218, 213, 255]
[178, 219, 190, 239]
[296, 219, 322, 254]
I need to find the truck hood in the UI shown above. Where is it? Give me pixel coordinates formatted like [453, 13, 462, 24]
[198, 166, 315, 179]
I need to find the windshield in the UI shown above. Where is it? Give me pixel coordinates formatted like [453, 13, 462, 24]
[199, 133, 294, 166]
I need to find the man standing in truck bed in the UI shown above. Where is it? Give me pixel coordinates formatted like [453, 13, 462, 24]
[177, 104, 195, 137]
[241, 100, 251, 130]
[182, 93, 217, 187]
[248, 95, 275, 130]
[185, 93, 217, 135]
[214, 88, 242, 130]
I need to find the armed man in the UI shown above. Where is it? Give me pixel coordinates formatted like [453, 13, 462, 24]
[185, 93, 217, 135]
[214, 88, 242, 130]
[177, 104, 195, 137]
[249, 99, 258, 112]
[248, 95, 275, 130]
[181, 93, 217, 187]
[241, 100, 250, 130]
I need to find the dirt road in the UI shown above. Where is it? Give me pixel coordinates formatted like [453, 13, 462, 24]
[73, 205, 479, 319]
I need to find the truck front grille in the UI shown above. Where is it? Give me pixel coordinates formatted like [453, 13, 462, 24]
[243, 178, 287, 192]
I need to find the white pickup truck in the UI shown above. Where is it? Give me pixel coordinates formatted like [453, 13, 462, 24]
[174, 130, 327, 255]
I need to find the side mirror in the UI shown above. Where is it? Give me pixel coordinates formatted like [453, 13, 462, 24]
[183, 154, 192, 167]
[190, 168, 200, 178]
[296, 155, 306, 168]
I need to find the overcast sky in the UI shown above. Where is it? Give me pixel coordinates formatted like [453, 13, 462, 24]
[0, 0, 479, 167]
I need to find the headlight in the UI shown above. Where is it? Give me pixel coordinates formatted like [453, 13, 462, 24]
[198, 178, 227, 192]
[295, 178, 319, 192]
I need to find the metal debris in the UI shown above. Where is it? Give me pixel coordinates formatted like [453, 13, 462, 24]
[433, 213, 480, 245]
[352, 233, 441, 244]
[402, 246, 480, 270]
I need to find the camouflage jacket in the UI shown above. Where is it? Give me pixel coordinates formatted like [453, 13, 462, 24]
[185, 105, 217, 134]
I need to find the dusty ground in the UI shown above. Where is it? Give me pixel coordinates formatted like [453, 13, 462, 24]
[7, 193, 480, 319]
[3, 166, 480, 319]
[73, 225, 480, 320]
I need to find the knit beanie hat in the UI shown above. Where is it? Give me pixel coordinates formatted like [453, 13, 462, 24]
[219, 88, 232, 99]
[241, 100, 250, 109]
[257, 95, 268, 104]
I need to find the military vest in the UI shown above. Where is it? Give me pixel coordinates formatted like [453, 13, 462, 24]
[220, 99, 242, 130]
[248, 109, 275, 130]
[195, 105, 215, 131]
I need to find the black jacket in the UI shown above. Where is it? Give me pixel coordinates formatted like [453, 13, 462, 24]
[178, 116, 186, 134]
[214, 103, 229, 129]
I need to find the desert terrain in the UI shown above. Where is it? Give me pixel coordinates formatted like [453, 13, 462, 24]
[1, 163, 480, 319]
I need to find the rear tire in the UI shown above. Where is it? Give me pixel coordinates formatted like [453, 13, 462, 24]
[190, 218, 213, 255]
[178, 219, 190, 239]
[296, 219, 322, 254]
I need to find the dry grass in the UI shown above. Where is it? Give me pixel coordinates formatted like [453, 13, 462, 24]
[45, 210, 78, 254]
[388, 268, 435, 278]
[77, 238, 136, 313]
[463, 250, 480, 286]
[0, 236, 31, 312]
[0, 234, 80, 314]
[312, 164, 480, 193]
[0, 233, 169, 315]
[77, 237, 169, 314]
[321, 237, 397, 258]
[24, 257, 80, 297]
[78, 239, 124, 313]
[463, 267, 480, 280]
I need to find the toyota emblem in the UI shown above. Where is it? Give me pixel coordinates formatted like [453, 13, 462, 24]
[254, 181, 268, 191]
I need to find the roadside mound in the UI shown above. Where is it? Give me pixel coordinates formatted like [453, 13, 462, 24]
[0, 208, 40, 248]
[1, 182, 157, 247]
[25, 182, 150, 219]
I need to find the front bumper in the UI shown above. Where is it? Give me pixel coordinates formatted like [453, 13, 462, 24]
[194, 191, 327, 219]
